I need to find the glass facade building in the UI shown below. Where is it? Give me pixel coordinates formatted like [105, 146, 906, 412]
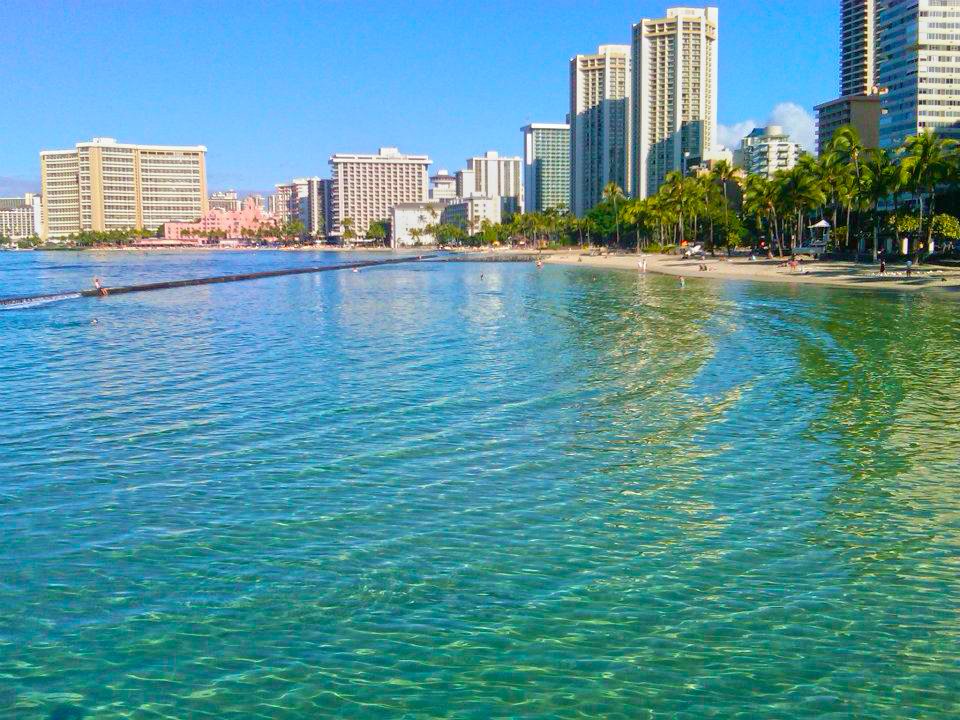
[521, 124, 571, 213]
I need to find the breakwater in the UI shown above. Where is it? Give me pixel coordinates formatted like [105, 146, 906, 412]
[0, 255, 435, 307]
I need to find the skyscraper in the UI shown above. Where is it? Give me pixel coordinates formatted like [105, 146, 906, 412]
[569, 45, 631, 216]
[39, 137, 207, 240]
[815, 0, 882, 152]
[631, 7, 719, 199]
[877, 0, 960, 148]
[521, 123, 571, 213]
[841, 0, 876, 97]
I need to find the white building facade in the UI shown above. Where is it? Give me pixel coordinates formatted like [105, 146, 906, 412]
[522, 123, 571, 213]
[0, 193, 42, 239]
[441, 196, 502, 234]
[877, 0, 960, 148]
[735, 126, 803, 178]
[329, 148, 431, 239]
[631, 7, 719, 198]
[391, 202, 445, 247]
[429, 171, 457, 201]
[570, 44, 632, 215]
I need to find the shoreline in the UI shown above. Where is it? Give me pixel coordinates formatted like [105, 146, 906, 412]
[539, 250, 960, 294]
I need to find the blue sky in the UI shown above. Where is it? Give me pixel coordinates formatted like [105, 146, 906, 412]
[0, 1, 838, 195]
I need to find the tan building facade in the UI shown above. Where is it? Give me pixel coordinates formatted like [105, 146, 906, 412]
[329, 148, 430, 239]
[570, 44, 632, 215]
[632, 7, 719, 198]
[39, 137, 207, 239]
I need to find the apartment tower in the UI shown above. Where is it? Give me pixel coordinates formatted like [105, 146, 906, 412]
[841, 0, 876, 97]
[877, 0, 960, 148]
[569, 45, 631, 216]
[521, 123, 571, 213]
[328, 148, 430, 239]
[631, 7, 719, 199]
[39, 137, 207, 240]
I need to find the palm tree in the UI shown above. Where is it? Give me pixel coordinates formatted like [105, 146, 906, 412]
[900, 130, 958, 259]
[602, 182, 625, 247]
[710, 160, 740, 251]
[860, 148, 900, 261]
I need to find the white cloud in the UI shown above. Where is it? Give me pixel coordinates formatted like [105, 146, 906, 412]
[768, 102, 816, 153]
[717, 119, 757, 151]
[716, 101, 817, 153]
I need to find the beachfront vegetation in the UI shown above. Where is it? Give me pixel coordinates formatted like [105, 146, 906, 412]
[432, 128, 960, 262]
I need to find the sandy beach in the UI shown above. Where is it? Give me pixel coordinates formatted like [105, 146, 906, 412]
[535, 249, 960, 293]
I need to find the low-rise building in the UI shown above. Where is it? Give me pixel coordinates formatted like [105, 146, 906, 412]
[163, 197, 275, 243]
[0, 193, 42, 239]
[815, 93, 881, 153]
[734, 126, 802, 178]
[391, 202, 445, 247]
[441, 196, 502, 234]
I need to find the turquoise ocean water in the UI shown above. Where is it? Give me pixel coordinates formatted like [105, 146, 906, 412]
[2, 250, 959, 718]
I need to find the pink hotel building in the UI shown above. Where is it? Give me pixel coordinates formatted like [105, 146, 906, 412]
[163, 197, 275, 242]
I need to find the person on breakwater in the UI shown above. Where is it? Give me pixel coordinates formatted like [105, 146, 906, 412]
[93, 278, 108, 296]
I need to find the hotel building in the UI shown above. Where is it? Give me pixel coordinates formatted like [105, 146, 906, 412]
[570, 44, 632, 215]
[429, 171, 457, 202]
[391, 201, 445, 247]
[271, 178, 329, 237]
[329, 148, 430, 239]
[877, 0, 960, 148]
[441, 196, 502, 234]
[0, 193, 42, 239]
[521, 123, 571, 213]
[735, 126, 803, 178]
[457, 151, 524, 213]
[631, 7, 719, 198]
[39, 137, 207, 239]
[209, 190, 241, 212]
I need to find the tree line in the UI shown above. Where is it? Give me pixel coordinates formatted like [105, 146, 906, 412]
[428, 128, 960, 261]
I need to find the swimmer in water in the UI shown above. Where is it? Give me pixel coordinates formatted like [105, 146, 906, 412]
[90, 318, 98, 325]
[680, 277, 686, 287]
[352, 268, 359, 273]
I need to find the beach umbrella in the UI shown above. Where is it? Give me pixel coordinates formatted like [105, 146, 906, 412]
[809, 219, 831, 229]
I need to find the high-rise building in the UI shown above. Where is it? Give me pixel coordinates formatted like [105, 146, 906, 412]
[328, 147, 430, 239]
[877, 0, 960, 148]
[245, 194, 266, 212]
[457, 151, 524, 212]
[271, 182, 296, 224]
[816, 0, 881, 152]
[734, 126, 804, 178]
[0, 193, 42, 239]
[39, 137, 207, 239]
[521, 123, 571, 213]
[429, 170, 457, 201]
[841, 0, 877, 97]
[570, 44, 632, 215]
[270, 178, 329, 237]
[209, 190, 241, 212]
[631, 7, 719, 199]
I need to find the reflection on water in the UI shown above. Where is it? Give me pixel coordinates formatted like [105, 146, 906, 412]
[1, 253, 959, 718]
